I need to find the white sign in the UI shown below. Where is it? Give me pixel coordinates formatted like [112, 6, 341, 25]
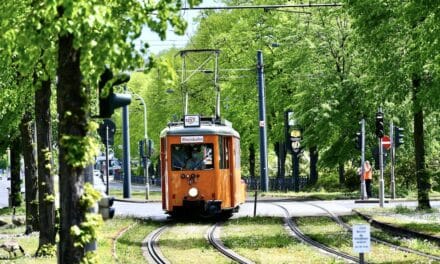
[288, 111, 296, 126]
[184, 115, 200, 127]
[352, 224, 371, 253]
[291, 141, 301, 150]
[259, 120, 265, 127]
[181, 136, 204, 143]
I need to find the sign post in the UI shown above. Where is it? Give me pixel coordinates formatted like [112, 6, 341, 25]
[353, 224, 371, 264]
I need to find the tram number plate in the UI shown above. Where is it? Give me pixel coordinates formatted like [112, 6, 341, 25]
[352, 224, 371, 253]
[181, 136, 204, 143]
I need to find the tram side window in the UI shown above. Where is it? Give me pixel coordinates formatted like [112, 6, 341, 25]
[171, 144, 213, 171]
[234, 139, 241, 169]
[218, 137, 230, 169]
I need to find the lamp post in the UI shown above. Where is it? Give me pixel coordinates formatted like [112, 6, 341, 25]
[132, 93, 150, 200]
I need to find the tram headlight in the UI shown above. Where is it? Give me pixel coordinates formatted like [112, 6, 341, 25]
[188, 187, 198, 198]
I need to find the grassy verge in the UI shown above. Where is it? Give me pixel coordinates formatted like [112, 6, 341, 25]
[108, 189, 162, 201]
[222, 216, 343, 263]
[296, 216, 434, 263]
[342, 214, 440, 256]
[356, 206, 440, 236]
[159, 223, 230, 264]
[254, 191, 359, 200]
[115, 218, 161, 263]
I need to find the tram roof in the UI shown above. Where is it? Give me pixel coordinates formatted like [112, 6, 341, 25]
[160, 118, 240, 138]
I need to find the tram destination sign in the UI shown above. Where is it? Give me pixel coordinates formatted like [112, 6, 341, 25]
[352, 224, 371, 253]
[181, 136, 204, 143]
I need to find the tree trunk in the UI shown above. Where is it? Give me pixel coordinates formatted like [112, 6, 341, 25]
[20, 110, 39, 234]
[35, 78, 56, 253]
[10, 137, 22, 207]
[309, 146, 319, 185]
[57, 32, 87, 263]
[338, 163, 345, 185]
[275, 142, 286, 179]
[412, 76, 431, 209]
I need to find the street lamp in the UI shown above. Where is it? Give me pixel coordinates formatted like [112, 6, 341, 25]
[132, 93, 150, 200]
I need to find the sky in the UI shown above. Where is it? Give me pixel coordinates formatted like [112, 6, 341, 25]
[138, 0, 225, 55]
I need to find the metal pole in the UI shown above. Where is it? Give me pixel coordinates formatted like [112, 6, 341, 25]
[105, 125, 110, 195]
[390, 121, 396, 199]
[379, 118, 384, 207]
[257, 51, 269, 192]
[133, 93, 150, 200]
[360, 118, 367, 200]
[293, 152, 300, 192]
[123, 85, 131, 198]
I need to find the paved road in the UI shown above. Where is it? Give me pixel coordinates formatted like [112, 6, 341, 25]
[113, 197, 440, 221]
[2, 176, 438, 222]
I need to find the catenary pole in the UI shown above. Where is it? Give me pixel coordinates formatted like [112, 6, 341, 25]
[123, 85, 131, 198]
[257, 51, 269, 192]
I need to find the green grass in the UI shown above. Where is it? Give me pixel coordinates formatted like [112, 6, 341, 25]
[222, 216, 343, 263]
[108, 189, 162, 201]
[342, 214, 440, 256]
[296, 216, 435, 263]
[115, 218, 161, 263]
[159, 223, 231, 264]
[255, 191, 359, 200]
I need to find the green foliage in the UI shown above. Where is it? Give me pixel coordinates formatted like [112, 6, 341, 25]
[38, 244, 57, 257]
[60, 135, 100, 168]
[80, 183, 102, 210]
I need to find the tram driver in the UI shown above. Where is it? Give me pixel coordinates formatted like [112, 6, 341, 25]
[185, 147, 204, 170]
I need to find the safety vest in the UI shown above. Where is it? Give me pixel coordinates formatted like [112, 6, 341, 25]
[363, 162, 372, 180]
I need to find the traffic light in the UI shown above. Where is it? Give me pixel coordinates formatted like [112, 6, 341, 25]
[98, 196, 115, 220]
[375, 111, 384, 138]
[394, 126, 404, 148]
[146, 139, 154, 158]
[355, 131, 362, 150]
[139, 140, 145, 158]
[98, 68, 132, 118]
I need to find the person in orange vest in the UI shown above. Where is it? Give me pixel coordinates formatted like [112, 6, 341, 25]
[363, 160, 373, 198]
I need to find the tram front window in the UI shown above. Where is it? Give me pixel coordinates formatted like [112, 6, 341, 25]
[171, 144, 213, 171]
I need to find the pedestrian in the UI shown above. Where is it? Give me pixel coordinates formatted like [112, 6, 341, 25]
[363, 160, 373, 198]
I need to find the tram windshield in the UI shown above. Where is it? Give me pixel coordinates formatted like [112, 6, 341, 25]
[171, 144, 214, 171]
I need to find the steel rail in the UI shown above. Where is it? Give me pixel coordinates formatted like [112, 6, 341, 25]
[273, 203, 360, 263]
[142, 225, 170, 264]
[207, 222, 255, 264]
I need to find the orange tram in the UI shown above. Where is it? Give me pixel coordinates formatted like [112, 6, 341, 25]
[160, 115, 246, 218]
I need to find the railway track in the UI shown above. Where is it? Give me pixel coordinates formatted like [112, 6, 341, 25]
[142, 225, 170, 264]
[273, 203, 360, 263]
[206, 222, 255, 264]
[306, 202, 440, 262]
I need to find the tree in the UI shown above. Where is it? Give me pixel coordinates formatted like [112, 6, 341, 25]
[345, 0, 440, 209]
[20, 109, 39, 234]
[35, 78, 56, 255]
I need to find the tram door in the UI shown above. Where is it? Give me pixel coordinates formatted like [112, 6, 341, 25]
[218, 136, 233, 208]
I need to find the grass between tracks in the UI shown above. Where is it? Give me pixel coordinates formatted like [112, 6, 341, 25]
[221, 216, 343, 264]
[159, 223, 232, 264]
[356, 206, 440, 237]
[342, 214, 440, 256]
[296, 216, 435, 263]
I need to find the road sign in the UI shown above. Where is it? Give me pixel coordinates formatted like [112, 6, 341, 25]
[353, 224, 371, 253]
[382, 135, 391, 150]
[291, 141, 301, 151]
